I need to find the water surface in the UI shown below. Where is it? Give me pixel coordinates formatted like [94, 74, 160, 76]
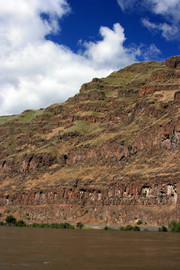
[0, 226, 180, 270]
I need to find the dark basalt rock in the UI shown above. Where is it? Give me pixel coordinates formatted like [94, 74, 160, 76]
[166, 55, 180, 69]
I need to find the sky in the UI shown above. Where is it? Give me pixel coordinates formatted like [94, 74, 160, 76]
[0, 0, 180, 116]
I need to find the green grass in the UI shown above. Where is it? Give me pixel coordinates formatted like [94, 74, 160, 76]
[67, 121, 101, 135]
[83, 226, 93, 230]
[18, 109, 43, 123]
[0, 115, 17, 124]
[168, 221, 180, 232]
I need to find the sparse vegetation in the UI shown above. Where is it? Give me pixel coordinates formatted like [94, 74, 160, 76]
[168, 221, 180, 232]
[76, 222, 84, 229]
[103, 226, 114, 230]
[119, 225, 140, 231]
[15, 220, 26, 227]
[28, 222, 75, 229]
[158, 225, 168, 232]
[83, 226, 92, 230]
[137, 220, 143, 225]
[5, 215, 17, 225]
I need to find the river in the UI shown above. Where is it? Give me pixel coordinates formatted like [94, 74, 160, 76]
[0, 226, 180, 270]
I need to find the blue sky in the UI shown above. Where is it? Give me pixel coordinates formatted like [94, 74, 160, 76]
[58, 0, 180, 58]
[0, 0, 180, 115]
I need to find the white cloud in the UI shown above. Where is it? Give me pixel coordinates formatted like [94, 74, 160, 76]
[117, 0, 180, 40]
[117, 0, 138, 11]
[142, 18, 178, 40]
[141, 44, 161, 60]
[83, 23, 137, 69]
[148, 0, 180, 21]
[0, 0, 140, 115]
[118, 0, 180, 19]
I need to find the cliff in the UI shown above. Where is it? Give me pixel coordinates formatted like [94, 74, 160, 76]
[0, 56, 180, 225]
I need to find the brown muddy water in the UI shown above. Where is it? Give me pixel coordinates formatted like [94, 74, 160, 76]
[0, 226, 180, 270]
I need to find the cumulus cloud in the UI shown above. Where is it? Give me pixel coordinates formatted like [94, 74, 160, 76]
[0, 0, 141, 115]
[83, 23, 138, 69]
[117, 0, 180, 40]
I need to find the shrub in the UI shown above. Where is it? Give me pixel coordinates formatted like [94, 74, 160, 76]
[125, 225, 133, 231]
[49, 223, 60, 228]
[5, 215, 17, 225]
[15, 220, 26, 227]
[133, 226, 140, 231]
[137, 220, 143, 225]
[0, 221, 4, 226]
[119, 225, 140, 231]
[158, 225, 168, 232]
[76, 222, 84, 229]
[103, 226, 113, 230]
[31, 223, 40, 228]
[68, 224, 75, 230]
[144, 228, 148, 232]
[39, 223, 49, 228]
[59, 223, 74, 229]
[168, 221, 180, 232]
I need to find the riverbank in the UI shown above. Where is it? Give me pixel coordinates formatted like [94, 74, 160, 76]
[1, 214, 180, 232]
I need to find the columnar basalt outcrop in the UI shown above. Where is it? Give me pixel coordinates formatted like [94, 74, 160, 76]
[1, 179, 179, 207]
[0, 56, 180, 225]
[0, 179, 179, 225]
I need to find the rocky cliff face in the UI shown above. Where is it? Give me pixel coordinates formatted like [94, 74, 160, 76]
[0, 56, 180, 225]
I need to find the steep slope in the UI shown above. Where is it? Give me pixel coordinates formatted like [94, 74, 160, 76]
[0, 56, 180, 225]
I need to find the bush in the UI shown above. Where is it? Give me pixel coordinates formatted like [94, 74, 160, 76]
[125, 225, 133, 231]
[28, 222, 75, 229]
[59, 223, 74, 229]
[119, 225, 140, 231]
[168, 221, 180, 232]
[49, 223, 60, 228]
[5, 215, 17, 225]
[133, 226, 140, 231]
[137, 220, 143, 225]
[76, 222, 84, 229]
[31, 223, 40, 228]
[158, 225, 168, 232]
[39, 223, 50, 228]
[15, 220, 26, 227]
[0, 221, 4, 226]
[103, 226, 113, 230]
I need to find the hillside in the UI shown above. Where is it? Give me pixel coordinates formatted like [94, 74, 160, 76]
[0, 56, 180, 225]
